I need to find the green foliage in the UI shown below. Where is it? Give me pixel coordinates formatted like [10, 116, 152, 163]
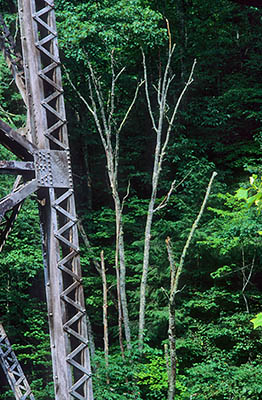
[236, 174, 262, 212]
[251, 313, 262, 329]
[186, 361, 262, 400]
[0, 54, 25, 128]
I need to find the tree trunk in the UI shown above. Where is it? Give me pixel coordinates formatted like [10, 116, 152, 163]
[114, 196, 132, 351]
[139, 47, 196, 350]
[138, 196, 155, 347]
[166, 172, 217, 398]
[101, 251, 109, 383]
[168, 300, 176, 400]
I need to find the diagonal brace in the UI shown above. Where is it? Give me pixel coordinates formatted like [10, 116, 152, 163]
[0, 119, 36, 161]
[0, 179, 38, 219]
[0, 160, 35, 176]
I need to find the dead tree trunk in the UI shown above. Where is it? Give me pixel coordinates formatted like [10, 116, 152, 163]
[101, 250, 109, 383]
[66, 54, 142, 352]
[138, 41, 196, 349]
[166, 172, 217, 399]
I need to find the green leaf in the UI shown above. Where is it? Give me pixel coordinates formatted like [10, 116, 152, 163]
[250, 313, 262, 329]
[235, 187, 248, 200]
[246, 194, 260, 208]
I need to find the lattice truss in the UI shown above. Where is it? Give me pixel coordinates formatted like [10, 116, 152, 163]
[0, 324, 35, 400]
[0, 1, 93, 399]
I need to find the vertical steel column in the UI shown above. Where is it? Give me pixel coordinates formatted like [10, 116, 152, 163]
[0, 324, 35, 400]
[17, 1, 93, 399]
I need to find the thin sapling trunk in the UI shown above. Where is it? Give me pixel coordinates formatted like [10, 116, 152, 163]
[138, 39, 196, 349]
[166, 171, 217, 399]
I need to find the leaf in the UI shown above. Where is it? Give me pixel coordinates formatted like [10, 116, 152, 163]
[246, 194, 260, 208]
[250, 313, 262, 329]
[235, 187, 248, 200]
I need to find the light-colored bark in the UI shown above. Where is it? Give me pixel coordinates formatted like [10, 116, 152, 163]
[241, 247, 255, 313]
[138, 42, 196, 349]
[166, 171, 217, 399]
[65, 56, 142, 351]
[101, 250, 109, 383]
[170, 172, 217, 302]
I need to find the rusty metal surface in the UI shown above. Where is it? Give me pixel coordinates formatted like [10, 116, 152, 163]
[0, 324, 35, 400]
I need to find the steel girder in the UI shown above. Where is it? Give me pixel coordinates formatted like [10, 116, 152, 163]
[0, 1, 93, 399]
[0, 324, 35, 400]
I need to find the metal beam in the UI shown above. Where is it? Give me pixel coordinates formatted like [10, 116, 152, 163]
[0, 179, 38, 219]
[0, 2, 94, 398]
[17, 1, 94, 398]
[0, 177, 24, 251]
[0, 323, 35, 400]
[0, 160, 35, 175]
[0, 119, 36, 161]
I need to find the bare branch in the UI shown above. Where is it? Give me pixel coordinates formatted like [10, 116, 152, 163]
[63, 66, 94, 116]
[154, 169, 193, 213]
[78, 219, 119, 310]
[87, 59, 109, 135]
[87, 77, 108, 150]
[142, 48, 157, 132]
[165, 18, 172, 52]
[0, 104, 17, 126]
[64, 64, 107, 148]
[115, 67, 126, 83]
[170, 171, 217, 303]
[108, 51, 116, 134]
[159, 43, 176, 110]
[117, 79, 144, 135]
[154, 179, 176, 213]
[157, 77, 162, 106]
[120, 180, 131, 214]
[160, 59, 197, 165]
[241, 248, 255, 313]
[166, 236, 176, 289]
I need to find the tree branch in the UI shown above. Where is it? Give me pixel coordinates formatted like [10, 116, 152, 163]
[170, 171, 217, 303]
[142, 48, 157, 132]
[160, 59, 197, 166]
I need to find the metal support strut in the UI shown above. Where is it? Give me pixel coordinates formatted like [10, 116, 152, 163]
[0, 1, 94, 399]
[0, 324, 35, 400]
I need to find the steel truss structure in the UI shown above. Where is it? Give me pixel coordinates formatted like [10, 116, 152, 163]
[0, 1, 93, 399]
[0, 324, 35, 400]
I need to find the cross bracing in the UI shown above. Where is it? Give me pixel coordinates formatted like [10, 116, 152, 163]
[0, 1, 94, 399]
